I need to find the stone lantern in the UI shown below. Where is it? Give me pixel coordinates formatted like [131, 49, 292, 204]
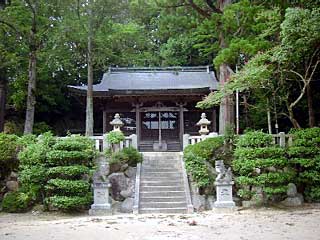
[196, 113, 211, 136]
[110, 113, 124, 131]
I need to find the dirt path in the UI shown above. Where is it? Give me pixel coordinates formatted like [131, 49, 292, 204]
[1, 206, 320, 240]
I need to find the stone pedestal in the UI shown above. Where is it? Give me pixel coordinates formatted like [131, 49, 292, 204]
[89, 182, 112, 215]
[214, 182, 235, 208]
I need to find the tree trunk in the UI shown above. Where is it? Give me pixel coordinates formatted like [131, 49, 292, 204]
[85, 7, 94, 136]
[0, 72, 7, 132]
[217, 0, 233, 134]
[24, 49, 37, 134]
[267, 99, 272, 134]
[306, 84, 315, 127]
[24, 2, 37, 135]
[218, 64, 234, 134]
[288, 107, 301, 129]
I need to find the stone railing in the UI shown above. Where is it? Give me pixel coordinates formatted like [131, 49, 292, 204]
[272, 132, 294, 147]
[90, 134, 138, 152]
[183, 132, 219, 150]
[183, 131, 294, 149]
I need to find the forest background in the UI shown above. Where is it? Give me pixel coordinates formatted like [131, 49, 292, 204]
[0, 0, 319, 135]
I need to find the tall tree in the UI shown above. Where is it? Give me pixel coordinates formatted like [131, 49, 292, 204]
[0, 0, 63, 134]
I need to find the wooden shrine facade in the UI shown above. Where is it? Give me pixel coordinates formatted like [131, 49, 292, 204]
[69, 66, 219, 151]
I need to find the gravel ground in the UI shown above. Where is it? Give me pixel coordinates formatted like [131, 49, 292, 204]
[1, 205, 320, 240]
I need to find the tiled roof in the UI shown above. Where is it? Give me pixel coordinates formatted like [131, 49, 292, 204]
[68, 66, 218, 94]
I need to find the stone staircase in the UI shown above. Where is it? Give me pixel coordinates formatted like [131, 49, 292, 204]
[135, 152, 193, 214]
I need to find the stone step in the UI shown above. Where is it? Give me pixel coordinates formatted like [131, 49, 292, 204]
[141, 178, 183, 183]
[140, 191, 186, 198]
[141, 172, 182, 178]
[140, 196, 186, 203]
[142, 168, 180, 172]
[142, 165, 180, 169]
[141, 181, 183, 186]
[142, 170, 181, 175]
[140, 186, 185, 192]
[139, 207, 187, 214]
[140, 202, 187, 209]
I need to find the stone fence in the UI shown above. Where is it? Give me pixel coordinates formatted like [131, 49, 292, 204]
[183, 132, 294, 149]
[89, 134, 138, 152]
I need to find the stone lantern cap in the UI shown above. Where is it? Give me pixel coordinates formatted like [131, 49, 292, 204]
[196, 113, 211, 126]
[110, 113, 124, 127]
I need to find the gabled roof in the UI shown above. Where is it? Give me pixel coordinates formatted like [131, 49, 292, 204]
[68, 66, 218, 96]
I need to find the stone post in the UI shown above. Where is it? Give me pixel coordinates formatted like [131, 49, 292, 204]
[130, 134, 138, 149]
[214, 160, 235, 208]
[89, 154, 112, 215]
[183, 134, 190, 150]
[279, 132, 286, 148]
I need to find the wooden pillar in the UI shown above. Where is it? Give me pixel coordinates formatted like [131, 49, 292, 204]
[179, 104, 184, 144]
[158, 111, 162, 144]
[135, 104, 141, 145]
[102, 110, 107, 133]
[212, 108, 217, 132]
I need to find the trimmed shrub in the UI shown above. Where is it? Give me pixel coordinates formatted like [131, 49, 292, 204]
[45, 179, 90, 196]
[33, 122, 53, 135]
[44, 135, 95, 211]
[46, 195, 92, 211]
[236, 130, 273, 148]
[46, 150, 93, 166]
[289, 128, 320, 202]
[2, 191, 33, 213]
[106, 131, 125, 144]
[109, 147, 142, 167]
[47, 165, 90, 179]
[0, 133, 19, 179]
[17, 132, 56, 205]
[183, 137, 224, 191]
[233, 131, 293, 201]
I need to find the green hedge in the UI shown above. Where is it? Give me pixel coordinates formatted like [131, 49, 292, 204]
[0, 133, 19, 179]
[109, 147, 142, 166]
[46, 195, 92, 211]
[183, 137, 224, 190]
[45, 179, 90, 196]
[289, 128, 320, 202]
[46, 150, 93, 166]
[44, 135, 95, 211]
[47, 165, 90, 179]
[233, 131, 293, 201]
[1, 191, 33, 213]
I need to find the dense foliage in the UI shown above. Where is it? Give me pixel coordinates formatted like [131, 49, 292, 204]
[106, 131, 125, 144]
[233, 131, 294, 201]
[108, 147, 143, 167]
[1, 1, 318, 134]
[183, 137, 224, 191]
[288, 128, 320, 201]
[44, 136, 95, 211]
[0, 133, 19, 180]
[2, 134, 96, 212]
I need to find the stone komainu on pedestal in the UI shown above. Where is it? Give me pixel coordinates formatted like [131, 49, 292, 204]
[214, 160, 235, 208]
[89, 155, 112, 215]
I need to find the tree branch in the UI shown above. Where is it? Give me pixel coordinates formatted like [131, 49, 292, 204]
[154, 0, 188, 9]
[0, 19, 22, 37]
[24, 0, 36, 15]
[205, 0, 222, 14]
[187, 0, 211, 18]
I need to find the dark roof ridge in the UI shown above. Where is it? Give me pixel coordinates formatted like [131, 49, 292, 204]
[108, 66, 211, 73]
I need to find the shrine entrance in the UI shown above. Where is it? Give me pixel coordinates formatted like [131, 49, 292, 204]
[138, 102, 183, 151]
